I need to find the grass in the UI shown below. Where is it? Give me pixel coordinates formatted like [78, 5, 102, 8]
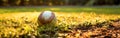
[0, 12, 120, 38]
[0, 6, 120, 38]
[0, 6, 120, 14]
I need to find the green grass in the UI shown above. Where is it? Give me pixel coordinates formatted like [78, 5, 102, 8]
[0, 6, 120, 14]
[0, 6, 120, 38]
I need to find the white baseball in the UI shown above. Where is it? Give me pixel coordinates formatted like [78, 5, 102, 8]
[38, 11, 56, 26]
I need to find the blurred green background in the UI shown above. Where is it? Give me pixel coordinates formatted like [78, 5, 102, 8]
[0, 0, 120, 14]
[0, 0, 120, 6]
[0, 6, 120, 14]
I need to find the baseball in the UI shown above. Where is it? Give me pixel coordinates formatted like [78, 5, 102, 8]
[38, 11, 56, 26]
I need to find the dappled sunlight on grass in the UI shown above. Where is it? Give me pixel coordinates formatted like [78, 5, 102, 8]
[0, 12, 120, 38]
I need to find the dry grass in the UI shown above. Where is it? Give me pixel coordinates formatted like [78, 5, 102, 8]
[0, 12, 120, 38]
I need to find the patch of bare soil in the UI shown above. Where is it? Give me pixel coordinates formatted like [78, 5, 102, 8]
[61, 20, 120, 38]
[37, 19, 120, 38]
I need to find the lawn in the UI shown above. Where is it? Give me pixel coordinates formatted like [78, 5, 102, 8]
[0, 6, 120, 38]
[0, 6, 120, 14]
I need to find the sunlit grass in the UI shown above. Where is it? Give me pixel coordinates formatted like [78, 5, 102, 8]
[0, 12, 120, 38]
